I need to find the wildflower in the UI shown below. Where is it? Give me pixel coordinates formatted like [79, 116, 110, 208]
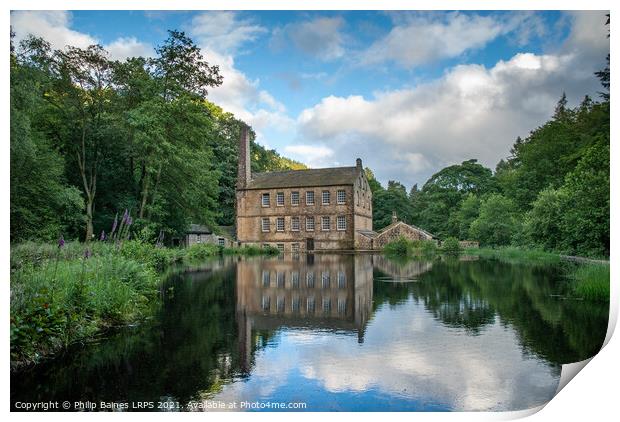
[127, 216, 133, 226]
[111, 213, 118, 235]
[84, 249, 92, 259]
[58, 235, 65, 249]
[100, 230, 106, 241]
[122, 209, 129, 224]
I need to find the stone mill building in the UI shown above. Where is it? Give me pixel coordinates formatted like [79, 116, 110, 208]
[235, 126, 373, 252]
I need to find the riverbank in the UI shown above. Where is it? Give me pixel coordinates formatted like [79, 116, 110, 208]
[463, 247, 610, 302]
[10, 241, 278, 370]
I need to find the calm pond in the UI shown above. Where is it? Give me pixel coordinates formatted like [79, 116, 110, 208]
[11, 254, 608, 412]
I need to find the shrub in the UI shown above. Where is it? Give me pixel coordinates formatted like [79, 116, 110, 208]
[441, 237, 461, 255]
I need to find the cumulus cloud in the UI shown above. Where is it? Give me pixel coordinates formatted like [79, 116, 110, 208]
[297, 11, 609, 187]
[283, 144, 335, 167]
[359, 11, 548, 68]
[271, 16, 346, 60]
[188, 11, 267, 55]
[10, 11, 153, 60]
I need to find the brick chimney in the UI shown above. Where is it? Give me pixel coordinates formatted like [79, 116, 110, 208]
[237, 124, 251, 189]
[392, 211, 398, 224]
[356, 158, 362, 171]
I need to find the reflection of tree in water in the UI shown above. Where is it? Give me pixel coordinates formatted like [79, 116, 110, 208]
[11, 259, 270, 408]
[377, 256, 608, 364]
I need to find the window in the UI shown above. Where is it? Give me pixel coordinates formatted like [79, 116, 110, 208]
[277, 272, 285, 288]
[321, 216, 331, 231]
[321, 271, 330, 288]
[337, 216, 346, 231]
[306, 216, 315, 231]
[306, 271, 315, 288]
[307, 297, 315, 314]
[292, 296, 301, 313]
[322, 297, 331, 313]
[322, 190, 330, 205]
[277, 244, 285, 253]
[291, 271, 300, 288]
[306, 191, 315, 205]
[292, 243, 300, 253]
[262, 270, 270, 287]
[291, 191, 300, 206]
[262, 296, 270, 311]
[337, 190, 346, 204]
[276, 217, 285, 232]
[261, 218, 270, 232]
[338, 271, 346, 288]
[291, 217, 300, 231]
[262, 193, 270, 207]
[277, 296, 285, 313]
[218, 238, 225, 247]
[338, 299, 347, 315]
[276, 192, 284, 206]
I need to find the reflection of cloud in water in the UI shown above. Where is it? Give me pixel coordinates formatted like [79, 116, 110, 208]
[212, 297, 559, 411]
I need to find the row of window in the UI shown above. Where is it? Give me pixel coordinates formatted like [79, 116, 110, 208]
[262, 295, 348, 314]
[262, 270, 347, 289]
[262, 190, 346, 207]
[262, 216, 347, 232]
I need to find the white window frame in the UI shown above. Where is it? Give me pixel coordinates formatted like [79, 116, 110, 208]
[276, 243, 285, 253]
[306, 191, 315, 205]
[218, 238, 225, 246]
[337, 189, 346, 204]
[262, 193, 270, 207]
[261, 218, 270, 232]
[337, 215, 346, 231]
[292, 243, 300, 253]
[291, 216, 300, 231]
[321, 216, 331, 231]
[276, 192, 284, 206]
[306, 216, 315, 231]
[338, 271, 346, 288]
[276, 217, 285, 232]
[291, 191, 300, 206]
[322, 190, 330, 205]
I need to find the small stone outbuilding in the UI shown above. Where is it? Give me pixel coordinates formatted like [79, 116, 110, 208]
[181, 224, 236, 248]
[356, 212, 438, 250]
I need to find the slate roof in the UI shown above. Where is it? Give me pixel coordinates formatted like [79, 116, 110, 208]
[377, 221, 437, 239]
[187, 224, 212, 234]
[245, 166, 360, 190]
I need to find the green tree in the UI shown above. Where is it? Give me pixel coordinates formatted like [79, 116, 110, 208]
[469, 194, 520, 247]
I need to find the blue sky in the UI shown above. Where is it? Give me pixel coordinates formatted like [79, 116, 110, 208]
[10, 10, 609, 188]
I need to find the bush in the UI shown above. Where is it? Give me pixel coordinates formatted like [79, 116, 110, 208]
[441, 237, 461, 255]
[383, 236, 438, 257]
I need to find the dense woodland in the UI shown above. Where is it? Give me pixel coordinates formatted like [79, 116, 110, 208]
[11, 25, 609, 258]
[10, 30, 305, 245]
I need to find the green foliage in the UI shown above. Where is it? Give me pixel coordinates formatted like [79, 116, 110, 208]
[373, 181, 415, 230]
[469, 194, 521, 247]
[440, 237, 461, 255]
[467, 247, 562, 264]
[571, 264, 609, 302]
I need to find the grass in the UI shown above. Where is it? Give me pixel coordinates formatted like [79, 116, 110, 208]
[464, 246, 562, 264]
[10, 240, 278, 369]
[570, 263, 610, 302]
[383, 236, 439, 257]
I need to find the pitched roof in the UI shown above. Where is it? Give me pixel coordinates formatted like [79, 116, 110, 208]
[187, 224, 212, 234]
[245, 166, 360, 189]
[377, 221, 437, 239]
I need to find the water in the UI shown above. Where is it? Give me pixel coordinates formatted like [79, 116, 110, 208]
[11, 254, 608, 412]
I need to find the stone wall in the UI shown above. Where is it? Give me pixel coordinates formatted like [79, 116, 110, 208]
[373, 222, 434, 249]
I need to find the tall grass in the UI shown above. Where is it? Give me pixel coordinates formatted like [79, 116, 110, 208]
[465, 246, 562, 264]
[10, 240, 277, 368]
[571, 263, 610, 302]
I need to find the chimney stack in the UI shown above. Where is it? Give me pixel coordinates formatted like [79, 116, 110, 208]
[356, 158, 362, 171]
[392, 211, 398, 224]
[237, 124, 251, 189]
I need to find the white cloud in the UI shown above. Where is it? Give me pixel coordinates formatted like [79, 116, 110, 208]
[188, 11, 266, 55]
[10, 11, 153, 61]
[271, 16, 346, 61]
[283, 144, 334, 167]
[11, 10, 97, 50]
[297, 11, 608, 188]
[105, 37, 153, 60]
[359, 11, 549, 69]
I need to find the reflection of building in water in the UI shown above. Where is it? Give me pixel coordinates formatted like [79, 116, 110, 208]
[236, 254, 374, 371]
[373, 255, 433, 281]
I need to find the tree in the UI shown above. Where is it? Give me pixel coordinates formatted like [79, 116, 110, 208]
[455, 194, 481, 240]
[373, 181, 414, 229]
[469, 194, 520, 247]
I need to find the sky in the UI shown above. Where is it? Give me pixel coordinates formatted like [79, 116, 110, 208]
[10, 10, 610, 188]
